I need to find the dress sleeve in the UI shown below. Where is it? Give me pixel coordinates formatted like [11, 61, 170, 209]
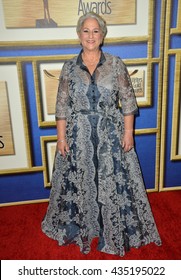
[116, 58, 138, 116]
[55, 62, 69, 120]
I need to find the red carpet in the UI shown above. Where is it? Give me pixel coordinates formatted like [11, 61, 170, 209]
[0, 191, 181, 260]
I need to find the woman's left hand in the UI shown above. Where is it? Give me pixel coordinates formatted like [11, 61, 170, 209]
[122, 130, 134, 152]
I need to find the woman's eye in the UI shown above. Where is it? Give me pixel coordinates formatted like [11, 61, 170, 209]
[82, 29, 100, 33]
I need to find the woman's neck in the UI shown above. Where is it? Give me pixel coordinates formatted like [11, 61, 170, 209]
[82, 49, 101, 66]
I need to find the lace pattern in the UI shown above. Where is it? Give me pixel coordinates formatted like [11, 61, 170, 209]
[42, 52, 161, 256]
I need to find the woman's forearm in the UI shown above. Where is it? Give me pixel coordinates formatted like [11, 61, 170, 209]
[124, 114, 134, 131]
[122, 114, 134, 152]
[56, 119, 67, 140]
[56, 119, 69, 157]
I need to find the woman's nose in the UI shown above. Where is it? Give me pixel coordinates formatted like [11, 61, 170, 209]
[88, 31, 93, 38]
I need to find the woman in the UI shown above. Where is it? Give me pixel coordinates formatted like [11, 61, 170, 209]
[42, 12, 161, 256]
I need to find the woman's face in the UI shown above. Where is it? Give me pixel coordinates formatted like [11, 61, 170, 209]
[78, 18, 103, 52]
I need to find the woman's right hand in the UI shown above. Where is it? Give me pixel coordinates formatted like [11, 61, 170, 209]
[57, 140, 69, 157]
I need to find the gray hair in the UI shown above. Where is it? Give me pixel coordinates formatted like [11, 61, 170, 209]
[76, 12, 107, 39]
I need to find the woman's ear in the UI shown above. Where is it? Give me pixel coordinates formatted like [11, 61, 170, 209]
[77, 32, 80, 40]
[77, 32, 82, 45]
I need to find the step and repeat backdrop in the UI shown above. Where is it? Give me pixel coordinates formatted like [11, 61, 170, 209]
[0, 0, 180, 206]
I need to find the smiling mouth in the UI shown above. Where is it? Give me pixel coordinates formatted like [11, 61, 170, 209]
[87, 40, 95, 43]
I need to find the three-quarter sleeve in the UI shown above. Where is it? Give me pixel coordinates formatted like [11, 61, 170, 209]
[116, 58, 138, 116]
[55, 62, 69, 120]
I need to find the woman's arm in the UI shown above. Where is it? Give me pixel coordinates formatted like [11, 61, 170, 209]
[122, 114, 134, 152]
[55, 62, 70, 157]
[56, 119, 69, 157]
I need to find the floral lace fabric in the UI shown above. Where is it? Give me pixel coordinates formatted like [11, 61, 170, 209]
[41, 52, 161, 256]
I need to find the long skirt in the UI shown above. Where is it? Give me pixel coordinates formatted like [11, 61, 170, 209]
[42, 113, 161, 256]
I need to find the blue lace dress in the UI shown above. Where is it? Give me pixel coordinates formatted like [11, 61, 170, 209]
[41, 51, 161, 256]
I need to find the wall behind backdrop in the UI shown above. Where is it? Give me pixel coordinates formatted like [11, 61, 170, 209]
[0, 0, 180, 206]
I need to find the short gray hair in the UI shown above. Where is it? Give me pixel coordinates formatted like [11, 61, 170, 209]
[76, 12, 107, 38]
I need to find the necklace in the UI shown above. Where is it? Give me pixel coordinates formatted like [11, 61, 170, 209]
[82, 52, 101, 66]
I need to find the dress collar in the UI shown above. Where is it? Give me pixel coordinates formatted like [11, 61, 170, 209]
[76, 49, 106, 67]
